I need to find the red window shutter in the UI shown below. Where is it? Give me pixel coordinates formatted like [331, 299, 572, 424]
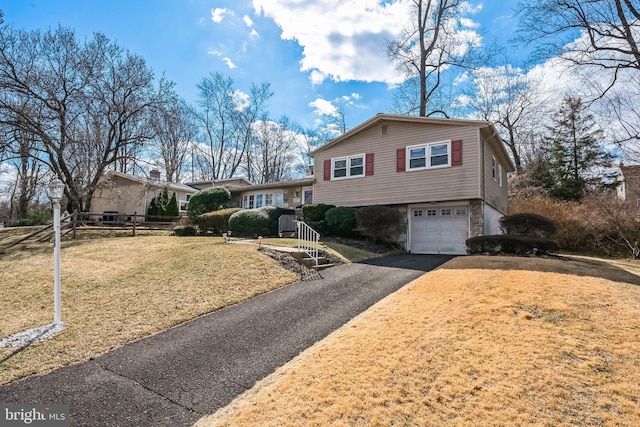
[365, 153, 374, 176]
[323, 159, 331, 180]
[396, 148, 406, 172]
[451, 140, 463, 166]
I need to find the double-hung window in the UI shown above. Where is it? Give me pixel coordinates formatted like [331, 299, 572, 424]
[332, 154, 365, 180]
[407, 141, 450, 171]
[256, 194, 263, 208]
[265, 193, 273, 206]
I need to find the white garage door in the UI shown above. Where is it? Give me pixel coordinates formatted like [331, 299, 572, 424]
[410, 207, 469, 255]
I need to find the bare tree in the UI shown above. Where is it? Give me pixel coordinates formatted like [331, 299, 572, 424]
[193, 73, 272, 180]
[245, 116, 300, 184]
[516, 0, 640, 96]
[0, 25, 171, 212]
[150, 99, 196, 183]
[468, 61, 550, 172]
[387, 0, 480, 117]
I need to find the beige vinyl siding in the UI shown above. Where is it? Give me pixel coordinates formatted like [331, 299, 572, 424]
[313, 122, 482, 207]
[482, 139, 508, 214]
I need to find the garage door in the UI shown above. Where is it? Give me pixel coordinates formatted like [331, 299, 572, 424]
[410, 207, 469, 254]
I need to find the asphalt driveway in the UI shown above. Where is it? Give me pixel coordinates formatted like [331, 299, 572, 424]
[0, 254, 453, 426]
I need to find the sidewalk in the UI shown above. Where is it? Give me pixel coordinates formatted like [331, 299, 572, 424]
[0, 254, 453, 426]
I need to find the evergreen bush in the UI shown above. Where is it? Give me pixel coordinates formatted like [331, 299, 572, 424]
[325, 206, 357, 237]
[147, 188, 179, 221]
[173, 225, 197, 236]
[500, 213, 557, 238]
[356, 205, 403, 242]
[302, 204, 335, 222]
[229, 208, 270, 237]
[187, 187, 231, 220]
[466, 235, 558, 255]
[197, 208, 243, 234]
[228, 206, 295, 237]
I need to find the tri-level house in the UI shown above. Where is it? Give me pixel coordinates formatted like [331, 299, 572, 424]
[309, 114, 515, 255]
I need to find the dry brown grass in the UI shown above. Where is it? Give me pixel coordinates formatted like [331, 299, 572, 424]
[196, 256, 640, 426]
[0, 236, 297, 385]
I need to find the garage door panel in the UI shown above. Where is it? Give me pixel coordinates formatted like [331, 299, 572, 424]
[410, 207, 468, 255]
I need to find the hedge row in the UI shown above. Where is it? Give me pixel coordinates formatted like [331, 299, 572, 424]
[466, 235, 559, 256]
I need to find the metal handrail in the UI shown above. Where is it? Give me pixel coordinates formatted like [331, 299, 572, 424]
[297, 221, 319, 266]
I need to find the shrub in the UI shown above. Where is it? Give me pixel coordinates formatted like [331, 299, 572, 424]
[302, 204, 335, 222]
[197, 207, 243, 234]
[147, 189, 179, 221]
[173, 225, 197, 236]
[356, 205, 404, 242]
[166, 192, 179, 217]
[229, 208, 270, 237]
[466, 235, 559, 256]
[325, 206, 357, 237]
[228, 206, 296, 237]
[509, 193, 640, 258]
[8, 208, 52, 227]
[500, 213, 557, 238]
[187, 187, 231, 220]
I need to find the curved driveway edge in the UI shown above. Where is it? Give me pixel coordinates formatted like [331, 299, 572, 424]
[0, 254, 453, 426]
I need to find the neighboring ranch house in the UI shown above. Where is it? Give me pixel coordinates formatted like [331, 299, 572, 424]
[616, 164, 640, 207]
[234, 179, 314, 210]
[186, 177, 314, 210]
[309, 114, 515, 255]
[91, 171, 197, 221]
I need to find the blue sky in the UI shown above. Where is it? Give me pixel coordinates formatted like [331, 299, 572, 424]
[2, 0, 522, 130]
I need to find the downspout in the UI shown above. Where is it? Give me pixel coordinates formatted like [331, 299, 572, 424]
[479, 129, 487, 235]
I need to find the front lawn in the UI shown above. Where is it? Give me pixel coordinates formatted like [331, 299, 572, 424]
[196, 255, 640, 426]
[0, 236, 298, 385]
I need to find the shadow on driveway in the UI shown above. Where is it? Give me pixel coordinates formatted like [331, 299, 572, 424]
[359, 253, 456, 272]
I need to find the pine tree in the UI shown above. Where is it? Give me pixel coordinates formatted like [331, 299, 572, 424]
[543, 96, 614, 201]
[166, 192, 179, 217]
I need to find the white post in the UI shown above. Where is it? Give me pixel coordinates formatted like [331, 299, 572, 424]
[48, 178, 65, 325]
[53, 200, 61, 324]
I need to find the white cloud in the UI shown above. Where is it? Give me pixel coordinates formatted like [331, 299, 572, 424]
[232, 89, 250, 111]
[253, 0, 414, 85]
[252, 0, 482, 86]
[223, 57, 237, 69]
[249, 29, 260, 38]
[243, 15, 254, 27]
[309, 98, 340, 117]
[207, 50, 223, 56]
[211, 8, 233, 23]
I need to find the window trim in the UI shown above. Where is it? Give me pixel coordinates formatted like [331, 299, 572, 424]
[406, 141, 451, 171]
[492, 156, 497, 181]
[331, 154, 366, 180]
[498, 164, 503, 187]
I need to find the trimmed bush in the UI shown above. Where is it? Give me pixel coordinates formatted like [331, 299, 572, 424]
[500, 213, 557, 238]
[228, 208, 270, 237]
[197, 207, 243, 234]
[466, 235, 559, 256]
[325, 206, 357, 237]
[228, 206, 296, 237]
[187, 187, 231, 220]
[173, 225, 197, 236]
[356, 205, 404, 242]
[302, 204, 336, 222]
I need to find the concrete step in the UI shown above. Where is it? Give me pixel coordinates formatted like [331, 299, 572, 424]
[299, 256, 330, 268]
[312, 263, 335, 271]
